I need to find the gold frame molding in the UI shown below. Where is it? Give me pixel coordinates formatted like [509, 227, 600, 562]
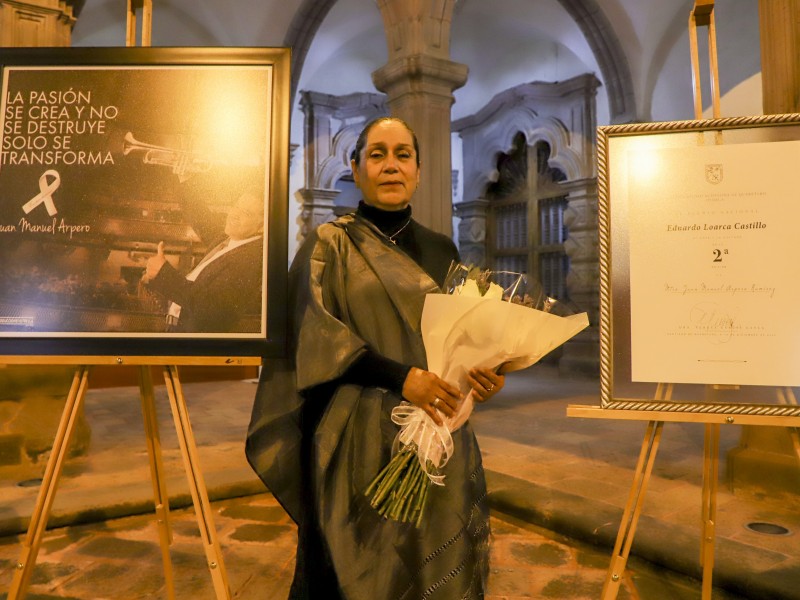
[597, 112, 800, 415]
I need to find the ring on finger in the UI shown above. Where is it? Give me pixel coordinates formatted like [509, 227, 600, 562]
[433, 398, 442, 409]
[487, 384, 494, 392]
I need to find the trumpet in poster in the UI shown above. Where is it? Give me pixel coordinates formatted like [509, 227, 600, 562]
[122, 131, 213, 181]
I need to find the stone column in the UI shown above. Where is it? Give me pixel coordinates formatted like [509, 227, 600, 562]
[0, 0, 79, 46]
[454, 198, 489, 266]
[300, 91, 338, 190]
[725, 1, 800, 495]
[560, 178, 599, 376]
[372, 0, 468, 236]
[297, 92, 341, 240]
[297, 188, 339, 241]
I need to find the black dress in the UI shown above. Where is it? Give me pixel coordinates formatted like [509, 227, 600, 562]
[246, 203, 490, 599]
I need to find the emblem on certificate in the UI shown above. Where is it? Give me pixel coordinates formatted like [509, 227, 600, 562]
[705, 163, 723, 184]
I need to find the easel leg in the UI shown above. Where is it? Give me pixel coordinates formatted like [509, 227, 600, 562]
[139, 366, 177, 600]
[700, 423, 719, 600]
[601, 420, 664, 600]
[777, 387, 800, 458]
[8, 366, 90, 600]
[162, 365, 231, 599]
[126, 0, 153, 47]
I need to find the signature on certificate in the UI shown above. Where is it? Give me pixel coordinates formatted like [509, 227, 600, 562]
[689, 301, 737, 344]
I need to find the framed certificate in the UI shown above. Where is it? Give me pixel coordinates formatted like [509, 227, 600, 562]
[0, 47, 290, 358]
[598, 113, 800, 415]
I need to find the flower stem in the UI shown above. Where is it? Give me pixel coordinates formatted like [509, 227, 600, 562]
[365, 446, 436, 526]
[369, 448, 413, 508]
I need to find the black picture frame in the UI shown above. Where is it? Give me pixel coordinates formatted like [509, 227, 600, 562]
[0, 47, 289, 359]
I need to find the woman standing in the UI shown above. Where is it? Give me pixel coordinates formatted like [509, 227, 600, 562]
[246, 117, 504, 599]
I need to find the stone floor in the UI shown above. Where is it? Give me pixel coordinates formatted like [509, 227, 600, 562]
[1, 364, 798, 599]
[0, 492, 747, 599]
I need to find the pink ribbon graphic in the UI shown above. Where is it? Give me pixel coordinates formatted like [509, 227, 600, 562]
[22, 170, 61, 216]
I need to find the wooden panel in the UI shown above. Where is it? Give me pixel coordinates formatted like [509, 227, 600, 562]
[89, 364, 259, 388]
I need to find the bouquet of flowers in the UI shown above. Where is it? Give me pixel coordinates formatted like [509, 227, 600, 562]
[365, 262, 590, 525]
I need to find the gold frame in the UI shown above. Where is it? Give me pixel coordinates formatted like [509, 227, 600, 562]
[597, 113, 800, 415]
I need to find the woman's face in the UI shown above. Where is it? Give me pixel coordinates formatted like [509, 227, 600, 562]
[351, 120, 420, 211]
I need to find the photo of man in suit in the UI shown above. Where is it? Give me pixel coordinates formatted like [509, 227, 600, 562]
[142, 188, 264, 334]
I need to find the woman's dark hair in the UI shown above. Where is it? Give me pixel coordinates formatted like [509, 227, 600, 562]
[350, 116, 420, 167]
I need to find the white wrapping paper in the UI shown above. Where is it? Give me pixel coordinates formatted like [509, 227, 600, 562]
[390, 290, 590, 483]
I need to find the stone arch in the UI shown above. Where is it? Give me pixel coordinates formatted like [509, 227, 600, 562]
[283, 0, 339, 101]
[285, 0, 634, 122]
[455, 75, 599, 206]
[557, 0, 636, 122]
[297, 91, 388, 239]
[300, 90, 388, 190]
[460, 112, 583, 208]
[493, 116, 582, 187]
[315, 123, 361, 189]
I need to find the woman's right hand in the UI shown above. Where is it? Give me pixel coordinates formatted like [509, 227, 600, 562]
[401, 367, 462, 426]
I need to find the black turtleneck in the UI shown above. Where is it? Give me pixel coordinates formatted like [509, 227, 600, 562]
[338, 201, 461, 394]
[356, 200, 411, 236]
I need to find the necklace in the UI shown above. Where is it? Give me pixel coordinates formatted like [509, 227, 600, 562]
[386, 218, 412, 244]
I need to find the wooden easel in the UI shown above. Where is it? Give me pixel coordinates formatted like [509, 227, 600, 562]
[7, 4, 260, 599]
[568, 3, 800, 599]
[566, 404, 800, 599]
[127, 0, 152, 47]
[5, 356, 259, 600]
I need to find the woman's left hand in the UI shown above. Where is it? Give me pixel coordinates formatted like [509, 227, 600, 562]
[467, 367, 505, 403]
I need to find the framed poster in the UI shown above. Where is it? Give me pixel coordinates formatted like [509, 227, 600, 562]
[0, 47, 289, 358]
[598, 113, 800, 415]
